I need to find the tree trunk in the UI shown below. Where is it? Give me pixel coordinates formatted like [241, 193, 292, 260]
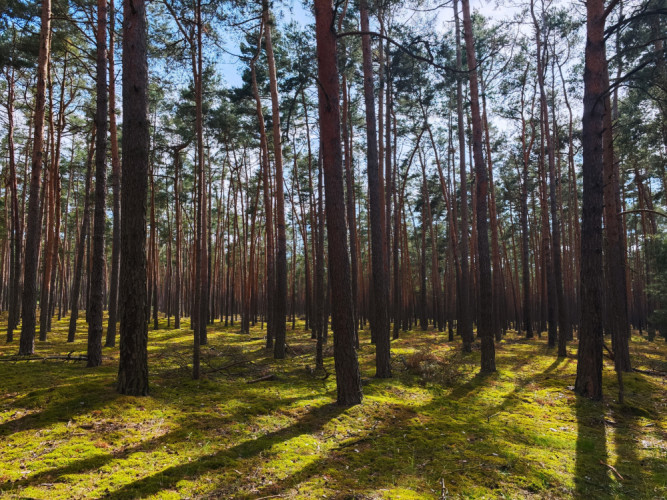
[342, 75, 359, 348]
[519, 64, 535, 340]
[88, 0, 109, 367]
[68, 127, 96, 342]
[196, 0, 208, 357]
[419, 159, 429, 331]
[602, 58, 631, 372]
[39, 62, 56, 342]
[453, 0, 473, 352]
[47, 62, 66, 333]
[106, 0, 121, 347]
[19, 0, 51, 355]
[360, 0, 391, 377]
[314, 0, 363, 405]
[173, 146, 185, 329]
[532, 2, 565, 351]
[575, 0, 606, 401]
[481, 77, 503, 341]
[315, 151, 325, 366]
[250, 24, 275, 350]
[385, 45, 394, 338]
[117, 0, 149, 396]
[461, 0, 495, 373]
[263, 0, 287, 359]
[6, 67, 21, 343]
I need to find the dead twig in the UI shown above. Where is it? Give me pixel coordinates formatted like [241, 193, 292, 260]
[602, 342, 615, 360]
[0, 353, 88, 362]
[338, 437, 370, 448]
[246, 374, 276, 384]
[203, 359, 251, 375]
[633, 367, 667, 378]
[600, 460, 624, 481]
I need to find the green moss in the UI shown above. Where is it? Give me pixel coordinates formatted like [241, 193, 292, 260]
[0, 317, 666, 499]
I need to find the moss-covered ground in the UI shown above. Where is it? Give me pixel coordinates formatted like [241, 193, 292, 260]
[0, 313, 665, 499]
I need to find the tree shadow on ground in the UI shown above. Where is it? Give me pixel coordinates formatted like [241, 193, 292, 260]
[574, 395, 610, 498]
[103, 402, 347, 499]
[0, 426, 181, 493]
[244, 362, 579, 499]
[0, 384, 327, 494]
[0, 376, 119, 437]
[447, 370, 499, 401]
[611, 373, 667, 498]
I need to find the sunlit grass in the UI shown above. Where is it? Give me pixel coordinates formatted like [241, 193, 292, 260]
[0, 311, 665, 498]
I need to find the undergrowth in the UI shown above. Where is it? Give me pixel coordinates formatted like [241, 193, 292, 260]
[0, 313, 665, 499]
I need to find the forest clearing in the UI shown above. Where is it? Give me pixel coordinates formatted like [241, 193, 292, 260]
[1, 317, 665, 499]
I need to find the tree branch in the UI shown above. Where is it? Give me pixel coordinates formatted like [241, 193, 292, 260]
[337, 30, 466, 74]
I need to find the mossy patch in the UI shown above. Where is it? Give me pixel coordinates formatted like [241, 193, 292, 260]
[1, 313, 666, 499]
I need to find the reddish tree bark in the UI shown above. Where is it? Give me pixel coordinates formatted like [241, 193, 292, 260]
[263, 0, 288, 359]
[105, 0, 121, 346]
[461, 0, 495, 372]
[575, 0, 607, 400]
[453, 0, 473, 352]
[88, 0, 109, 367]
[314, 0, 363, 405]
[117, 0, 149, 396]
[360, 0, 391, 377]
[19, 0, 51, 355]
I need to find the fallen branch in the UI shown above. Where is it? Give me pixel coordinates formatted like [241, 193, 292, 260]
[487, 412, 501, 423]
[247, 374, 275, 384]
[0, 353, 88, 362]
[338, 437, 370, 448]
[320, 366, 330, 381]
[633, 367, 667, 378]
[602, 342, 614, 360]
[203, 359, 251, 375]
[600, 460, 624, 481]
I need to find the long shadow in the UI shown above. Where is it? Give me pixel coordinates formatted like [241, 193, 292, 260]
[1, 330, 336, 493]
[0, 380, 119, 437]
[611, 373, 667, 498]
[542, 355, 569, 375]
[574, 395, 610, 498]
[246, 378, 587, 499]
[486, 355, 569, 419]
[245, 406, 422, 498]
[0, 426, 183, 492]
[1, 388, 320, 494]
[104, 403, 347, 499]
[448, 371, 498, 402]
[612, 402, 643, 498]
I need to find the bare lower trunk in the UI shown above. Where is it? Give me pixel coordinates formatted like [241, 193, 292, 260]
[360, 0, 391, 377]
[250, 26, 275, 350]
[117, 0, 149, 396]
[264, 0, 287, 359]
[88, 0, 109, 367]
[314, 0, 363, 405]
[454, 0, 473, 352]
[20, 0, 52, 355]
[106, 0, 121, 347]
[68, 127, 96, 342]
[6, 68, 21, 342]
[602, 63, 631, 372]
[575, 0, 606, 400]
[461, 0, 495, 373]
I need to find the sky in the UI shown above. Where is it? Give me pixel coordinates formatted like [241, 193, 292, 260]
[215, 0, 526, 88]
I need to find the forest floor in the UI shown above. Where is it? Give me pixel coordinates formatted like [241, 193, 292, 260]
[0, 314, 665, 499]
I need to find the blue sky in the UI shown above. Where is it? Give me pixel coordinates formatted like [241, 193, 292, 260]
[216, 0, 525, 88]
